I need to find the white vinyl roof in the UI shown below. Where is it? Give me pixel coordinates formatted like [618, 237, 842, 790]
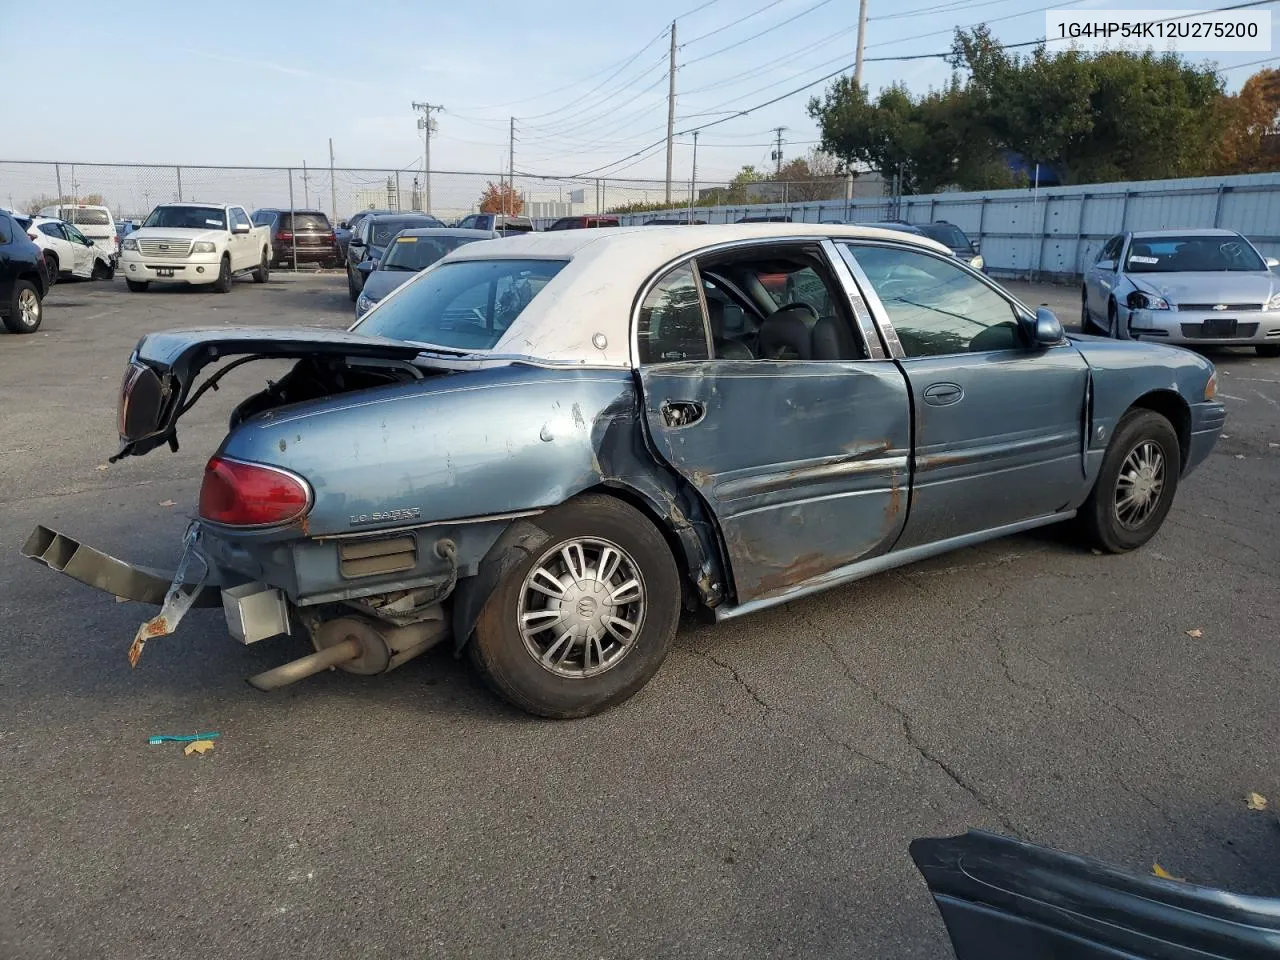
[434, 224, 951, 367]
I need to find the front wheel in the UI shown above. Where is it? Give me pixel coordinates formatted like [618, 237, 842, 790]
[3, 279, 42, 333]
[346, 267, 359, 302]
[125, 279, 149, 293]
[1080, 288, 1091, 331]
[213, 255, 232, 293]
[1257, 344, 1280, 358]
[252, 249, 269, 284]
[469, 494, 681, 718]
[1077, 409, 1180, 553]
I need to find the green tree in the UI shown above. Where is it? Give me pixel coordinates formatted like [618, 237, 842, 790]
[808, 26, 1230, 190]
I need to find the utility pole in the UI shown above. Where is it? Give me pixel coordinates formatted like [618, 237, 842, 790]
[664, 20, 677, 205]
[329, 138, 337, 222]
[411, 101, 443, 212]
[854, 0, 870, 88]
[771, 127, 786, 175]
[508, 117, 515, 217]
[301, 161, 310, 207]
[688, 130, 699, 218]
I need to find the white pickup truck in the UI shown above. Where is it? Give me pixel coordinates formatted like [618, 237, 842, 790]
[119, 202, 272, 292]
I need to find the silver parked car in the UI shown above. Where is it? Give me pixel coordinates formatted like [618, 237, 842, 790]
[1082, 229, 1280, 357]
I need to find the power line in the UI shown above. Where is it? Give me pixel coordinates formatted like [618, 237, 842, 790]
[682, 0, 837, 67]
[872, 0, 1026, 21]
[1217, 55, 1280, 72]
[680, 0, 786, 46]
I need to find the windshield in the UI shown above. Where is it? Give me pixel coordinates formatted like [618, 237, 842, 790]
[380, 234, 483, 272]
[354, 258, 567, 350]
[52, 207, 111, 226]
[143, 206, 227, 230]
[369, 217, 444, 247]
[1126, 236, 1266, 273]
[918, 223, 971, 249]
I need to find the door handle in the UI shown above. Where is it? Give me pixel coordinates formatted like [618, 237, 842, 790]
[660, 399, 705, 427]
[923, 382, 963, 406]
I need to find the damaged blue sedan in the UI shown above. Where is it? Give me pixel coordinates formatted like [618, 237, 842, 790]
[24, 224, 1225, 717]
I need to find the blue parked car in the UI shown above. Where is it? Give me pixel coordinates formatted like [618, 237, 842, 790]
[24, 224, 1223, 717]
[354, 227, 497, 319]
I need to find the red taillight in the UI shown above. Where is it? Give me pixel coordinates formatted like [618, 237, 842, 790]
[199, 457, 310, 527]
[277, 230, 293, 241]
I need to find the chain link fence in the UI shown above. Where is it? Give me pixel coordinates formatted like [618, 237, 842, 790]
[0, 160, 745, 228]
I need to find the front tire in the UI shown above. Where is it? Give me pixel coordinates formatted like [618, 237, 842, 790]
[1077, 409, 1180, 553]
[346, 267, 360, 302]
[213, 255, 232, 293]
[469, 494, 681, 718]
[252, 249, 269, 284]
[1257, 344, 1280, 358]
[125, 279, 149, 293]
[1107, 299, 1120, 339]
[3, 279, 42, 333]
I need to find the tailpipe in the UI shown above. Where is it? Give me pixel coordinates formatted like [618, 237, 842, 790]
[247, 612, 448, 691]
[248, 638, 362, 691]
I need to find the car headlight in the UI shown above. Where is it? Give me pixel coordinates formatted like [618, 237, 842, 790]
[122, 237, 138, 251]
[192, 241, 217, 254]
[1126, 290, 1170, 311]
[356, 293, 374, 314]
[1267, 292, 1280, 310]
[968, 254, 984, 270]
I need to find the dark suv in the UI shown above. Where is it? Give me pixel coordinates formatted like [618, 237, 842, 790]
[913, 220, 985, 272]
[251, 209, 341, 269]
[0, 210, 50, 334]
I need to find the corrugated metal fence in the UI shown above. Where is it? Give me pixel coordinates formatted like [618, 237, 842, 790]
[618, 171, 1280, 280]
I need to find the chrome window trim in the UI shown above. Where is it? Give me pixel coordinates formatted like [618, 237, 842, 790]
[837, 239, 1038, 360]
[819, 238, 887, 360]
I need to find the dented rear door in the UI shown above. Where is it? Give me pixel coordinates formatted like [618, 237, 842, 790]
[640, 356, 911, 605]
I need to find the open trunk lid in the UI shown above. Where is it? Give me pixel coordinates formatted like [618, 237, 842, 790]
[114, 327, 431, 460]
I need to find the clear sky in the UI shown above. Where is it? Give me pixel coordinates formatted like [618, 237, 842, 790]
[1, 0, 1275, 187]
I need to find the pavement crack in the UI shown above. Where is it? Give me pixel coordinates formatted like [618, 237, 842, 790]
[794, 604, 1021, 833]
[686, 647, 772, 716]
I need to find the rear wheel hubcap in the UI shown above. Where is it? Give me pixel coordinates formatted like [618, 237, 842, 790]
[18, 289, 38, 326]
[518, 537, 646, 679]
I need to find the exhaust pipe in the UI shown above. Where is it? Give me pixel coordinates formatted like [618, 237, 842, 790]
[247, 638, 362, 691]
[247, 613, 448, 691]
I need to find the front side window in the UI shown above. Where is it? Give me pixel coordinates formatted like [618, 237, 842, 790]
[1098, 236, 1122, 264]
[230, 208, 251, 229]
[637, 264, 710, 364]
[64, 224, 90, 244]
[354, 258, 566, 351]
[849, 244, 1022, 357]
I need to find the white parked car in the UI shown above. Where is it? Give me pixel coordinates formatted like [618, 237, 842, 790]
[36, 204, 119, 264]
[119, 203, 272, 292]
[16, 215, 115, 283]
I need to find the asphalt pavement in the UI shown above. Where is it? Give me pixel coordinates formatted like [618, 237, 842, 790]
[2, 272, 1278, 960]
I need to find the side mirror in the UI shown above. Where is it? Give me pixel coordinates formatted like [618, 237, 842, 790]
[1024, 307, 1064, 345]
[356, 259, 376, 276]
[338, 220, 349, 230]
[1266, 257, 1279, 269]
[232, 222, 250, 234]
[1095, 259, 1115, 272]
[349, 236, 365, 248]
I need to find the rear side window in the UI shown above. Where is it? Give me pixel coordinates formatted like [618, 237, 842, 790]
[39, 223, 65, 239]
[354, 258, 567, 350]
[637, 264, 710, 364]
[0, 213, 11, 244]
